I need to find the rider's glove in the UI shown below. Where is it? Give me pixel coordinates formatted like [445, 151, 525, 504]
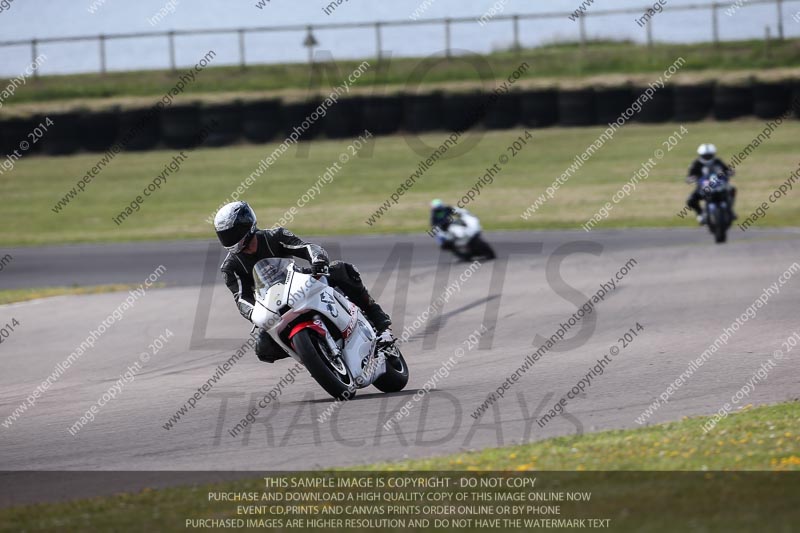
[311, 259, 329, 276]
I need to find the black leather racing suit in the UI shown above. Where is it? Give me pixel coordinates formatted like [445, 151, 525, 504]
[221, 227, 391, 362]
[430, 205, 456, 231]
[687, 157, 736, 216]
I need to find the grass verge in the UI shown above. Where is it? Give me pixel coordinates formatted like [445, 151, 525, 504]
[2, 119, 799, 246]
[0, 401, 797, 532]
[372, 401, 800, 471]
[2, 39, 800, 109]
[0, 284, 163, 305]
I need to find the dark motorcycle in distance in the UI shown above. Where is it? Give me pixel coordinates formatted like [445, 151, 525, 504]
[699, 173, 734, 244]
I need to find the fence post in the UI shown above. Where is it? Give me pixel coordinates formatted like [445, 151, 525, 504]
[238, 29, 246, 70]
[445, 18, 451, 58]
[513, 15, 520, 53]
[28, 39, 40, 78]
[579, 13, 587, 49]
[646, 17, 653, 47]
[168, 31, 176, 71]
[303, 25, 318, 65]
[765, 26, 771, 58]
[711, 2, 719, 45]
[375, 22, 382, 61]
[776, 0, 784, 40]
[99, 34, 107, 74]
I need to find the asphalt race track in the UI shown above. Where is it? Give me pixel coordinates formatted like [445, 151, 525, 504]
[2, 229, 799, 505]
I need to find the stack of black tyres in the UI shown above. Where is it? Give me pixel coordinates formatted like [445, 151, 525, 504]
[80, 109, 120, 152]
[8, 78, 800, 158]
[752, 81, 792, 119]
[201, 101, 242, 147]
[117, 107, 161, 151]
[558, 88, 595, 126]
[281, 99, 323, 141]
[674, 84, 714, 122]
[361, 95, 404, 135]
[403, 92, 443, 133]
[0, 116, 41, 157]
[595, 86, 634, 124]
[484, 91, 520, 130]
[41, 111, 82, 155]
[323, 96, 363, 139]
[636, 85, 674, 123]
[442, 92, 486, 132]
[793, 81, 800, 118]
[519, 89, 558, 128]
[242, 99, 281, 143]
[161, 103, 202, 149]
[713, 84, 753, 120]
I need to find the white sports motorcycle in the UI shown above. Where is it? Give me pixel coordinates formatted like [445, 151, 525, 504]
[434, 209, 496, 261]
[250, 258, 409, 400]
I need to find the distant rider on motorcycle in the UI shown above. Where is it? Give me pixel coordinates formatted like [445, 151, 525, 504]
[429, 199, 462, 250]
[214, 201, 395, 363]
[429, 199, 495, 261]
[686, 143, 737, 224]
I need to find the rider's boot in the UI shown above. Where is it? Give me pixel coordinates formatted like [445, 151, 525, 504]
[363, 304, 397, 356]
[327, 261, 397, 356]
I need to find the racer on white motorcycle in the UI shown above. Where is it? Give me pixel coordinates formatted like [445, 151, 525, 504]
[214, 201, 395, 364]
[429, 199, 495, 261]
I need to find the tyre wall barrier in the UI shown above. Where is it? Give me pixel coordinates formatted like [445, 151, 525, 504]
[793, 81, 800, 119]
[484, 92, 520, 130]
[674, 84, 714, 122]
[117, 107, 161, 151]
[558, 89, 596, 126]
[361, 95, 404, 135]
[2, 79, 797, 157]
[0, 115, 42, 158]
[403, 92, 444, 133]
[41, 111, 82, 156]
[323, 96, 364, 139]
[519, 89, 559, 128]
[242, 99, 282, 143]
[161, 103, 203, 149]
[713, 85, 753, 120]
[636, 85, 674, 123]
[202, 102, 242, 147]
[753, 81, 792, 119]
[282, 100, 323, 141]
[80, 110, 120, 152]
[443, 92, 486, 132]
[595, 87, 634, 125]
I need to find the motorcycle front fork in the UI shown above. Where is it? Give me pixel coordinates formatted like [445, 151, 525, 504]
[313, 315, 343, 358]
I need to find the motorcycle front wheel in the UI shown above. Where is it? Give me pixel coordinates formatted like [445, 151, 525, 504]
[469, 235, 496, 260]
[709, 205, 728, 244]
[373, 345, 409, 393]
[293, 329, 356, 400]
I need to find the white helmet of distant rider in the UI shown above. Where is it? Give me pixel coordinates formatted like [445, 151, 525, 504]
[697, 143, 717, 163]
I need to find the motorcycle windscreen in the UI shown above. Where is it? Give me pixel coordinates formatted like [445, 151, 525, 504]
[253, 258, 293, 298]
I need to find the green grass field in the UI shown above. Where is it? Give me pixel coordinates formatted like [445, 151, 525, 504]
[376, 401, 800, 471]
[1, 402, 796, 532]
[2, 119, 798, 246]
[0, 284, 163, 305]
[3, 39, 800, 110]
